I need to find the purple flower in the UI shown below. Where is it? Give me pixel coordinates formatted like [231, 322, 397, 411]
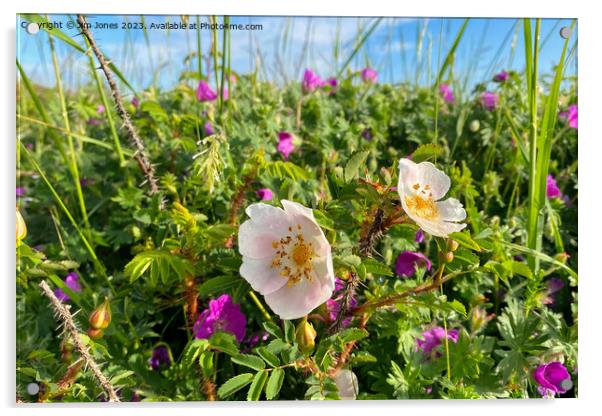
[149, 345, 171, 370]
[277, 131, 295, 160]
[326, 77, 337, 89]
[361, 67, 378, 83]
[87, 118, 101, 126]
[53, 272, 82, 302]
[546, 175, 563, 199]
[26, 143, 34, 150]
[439, 83, 455, 103]
[415, 230, 425, 244]
[256, 188, 273, 201]
[79, 178, 94, 187]
[131, 96, 140, 108]
[326, 278, 357, 328]
[97, 105, 105, 114]
[542, 277, 565, 306]
[193, 294, 247, 343]
[481, 91, 499, 111]
[533, 362, 573, 397]
[302, 69, 324, 93]
[416, 326, 459, 355]
[16, 187, 25, 198]
[204, 121, 214, 136]
[493, 71, 509, 82]
[567, 105, 577, 129]
[361, 128, 373, 141]
[395, 251, 431, 278]
[245, 331, 269, 349]
[196, 80, 218, 102]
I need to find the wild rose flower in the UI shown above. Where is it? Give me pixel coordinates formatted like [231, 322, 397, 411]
[546, 175, 563, 199]
[481, 91, 499, 111]
[204, 121, 214, 136]
[277, 131, 295, 160]
[302, 69, 324, 93]
[256, 188, 273, 201]
[415, 230, 425, 243]
[326, 277, 357, 328]
[533, 362, 573, 397]
[97, 104, 105, 114]
[334, 369, 358, 400]
[196, 80, 218, 102]
[16, 187, 25, 198]
[193, 294, 247, 343]
[493, 71, 509, 82]
[439, 83, 455, 103]
[416, 326, 459, 355]
[397, 158, 466, 237]
[53, 272, 82, 302]
[238, 200, 335, 320]
[361, 67, 377, 83]
[395, 251, 431, 278]
[149, 345, 171, 370]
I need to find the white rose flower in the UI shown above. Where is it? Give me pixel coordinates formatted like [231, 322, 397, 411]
[397, 158, 466, 237]
[238, 200, 335, 320]
[334, 369, 359, 400]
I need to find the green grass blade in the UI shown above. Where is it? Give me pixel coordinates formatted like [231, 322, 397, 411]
[436, 18, 469, 84]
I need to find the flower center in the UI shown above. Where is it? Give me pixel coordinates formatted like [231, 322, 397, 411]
[271, 225, 315, 286]
[405, 183, 439, 221]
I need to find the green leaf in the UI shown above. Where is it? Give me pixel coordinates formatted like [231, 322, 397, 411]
[337, 328, 369, 343]
[448, 300, 467, 317]
[265, 368, 285, 400]
[198, 276, 242, 296]
[344, 150, 370, 182]
[501, 241, 577, 280]
[263, 321, 284, 340]
[209, 332, 239, 356]
[256, 347, 280, 367]
[261, 161, 310, 182]
[217, 373, 254, 399]
[231, 354, 266, 371]
[411, 143, 444, 163]
[283, 320, 295, 344]
[124, 250, 195, 284]
[449, 231, 482, 252]
[361, 258, 393, 277]
[109, 370, 135, 385]
[247, 370, 269, 401]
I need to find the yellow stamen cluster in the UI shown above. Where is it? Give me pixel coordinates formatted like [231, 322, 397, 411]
[405, 183, 439, 221]
[271, 224, 315, 286]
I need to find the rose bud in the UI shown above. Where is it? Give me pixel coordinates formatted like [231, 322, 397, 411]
[87, 328, 104, 339]
[440, 251, 454, 263]
[89, 297, 112, 330]
[446, 239, 460, 252]
[295, 317, 317, 355]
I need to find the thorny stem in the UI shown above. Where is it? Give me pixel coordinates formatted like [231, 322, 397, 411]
[77, 14, 159, 195]
[329, 272, 360, 333]
[352, 269, 472, 315]
[328, 314, 369, 377]
[38, 280, 120, 402]
[359, 205, 408, 256]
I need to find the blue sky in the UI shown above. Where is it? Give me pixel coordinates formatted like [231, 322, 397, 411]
[16, 14, 577, 93]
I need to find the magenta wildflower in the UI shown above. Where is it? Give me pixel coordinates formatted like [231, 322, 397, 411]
[415, 230, 425, 243]
[542, 277, 565, 305]
[533, 362, 573, 397]
[131, 96, 140, 108]
[53, 272, 82, 302]
[149, 345, 171, 370]
[277, 131, 295, 159]
[416, 326, 459, 355]
[87, 118, 101, 126]
[302, 68, 324, 93]
[196, 80, 218, 102]
[97, 104, 105, 114]
[481, 91, 499, 111]
[567, 105, 578, 129]
[546, 175, 563, 199]
[204, 121, 214, 136]
[246, 331, 269, 349]
[16, 187, 25, 198]
[26, 143, 34, 150]
[256, 188, 273, 201]
[395, 251, 431, 278]
[193, 294, 247, 343]
[493, 71, 509, 82]
[361, 67, 378, 83]
[439, 83, 455, 103]
[326, 277, 357, 328]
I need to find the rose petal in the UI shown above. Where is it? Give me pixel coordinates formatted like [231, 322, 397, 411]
[239, 256, 288, 295]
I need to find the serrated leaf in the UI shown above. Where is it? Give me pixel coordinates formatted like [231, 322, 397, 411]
[217, 373, 254, 399]
[247, 370, 268, 401]
[337, 328, 369, 343]
[209, 332, 239, 356]
[232, 354, 266, 371]
[265, 368, 285, 400]
[124, 250, 194, 284]
[344, 150, 370, 182]
[448, 299, 467, 317]
[198, 276, 242, 296]
[109, 370, 135, 385]
[263, 321, 284, 340]
[449, 231, 482, 252]
[411, 143, 443, 163]
[361, 257, 393, 277]
[256, 347, 280, 367]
